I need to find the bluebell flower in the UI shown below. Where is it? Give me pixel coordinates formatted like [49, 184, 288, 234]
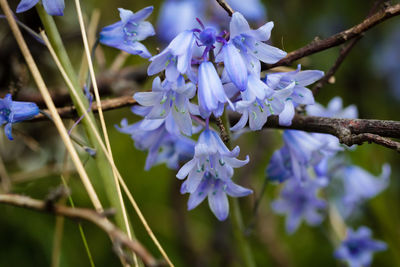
[177, 128, 249, 193]
[17, 0, 65, 16]
[157, 0, 204, 43]
[230, 72, 275, 131]
[116, 112, 194, 170]
[185, 173, 252, 221]
[265, 65, 324, 126]
[148, 30, 196, 82]
[335, 226, 386, 267]
[335, 164, 390, 218]
[0, 94, 39, 140]
[134, 76, 196, 136]
[100, 7, 155, 58]
[271, 178, 326, 234]
[198, 61, 233, 118]
[229, 12, 286, 65]
[177, 128, 251, 220]
[306, 96, 358, 119]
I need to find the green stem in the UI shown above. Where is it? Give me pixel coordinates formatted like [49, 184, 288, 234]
[219, 112, 256, 267]
[36, 5, 133, 239]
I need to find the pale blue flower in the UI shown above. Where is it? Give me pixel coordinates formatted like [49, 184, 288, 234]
[271, 178, 326, 234]
[226, 0, 266, 21]
[17, 0, 65, 16]
[307, 96, 358, 119]
[134, 76, 196, 136]
[0, 94, 39, 140]
[197, 61, 233, 118]
[100, 7, 155, 58]
[229, 12, 286, 65]
[177, 128, 251, 220]
[335, 226, 386, 267]
[265, 65, 323, 126]
[148, 30, 196, 82]
[335, 164, 390, 218]
[177, 128, 249, 193]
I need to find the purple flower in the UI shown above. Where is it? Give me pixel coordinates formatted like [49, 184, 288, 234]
[0, 94, 39, 140]
[17, 0, 65, 16]
[229, 12, 286, 65]
[335, 226, 386, 267]
[265, 65, 323, 126]
[100, 7, 155, 58]
[134, 76, 196, 136]
[148, 30, 196, 82]
[307, 96, 358, 119]
[271, 178, 326, 234]
[197, 61, 232, 118]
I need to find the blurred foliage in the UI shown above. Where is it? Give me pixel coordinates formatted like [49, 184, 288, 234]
[0, 0, 399, 266]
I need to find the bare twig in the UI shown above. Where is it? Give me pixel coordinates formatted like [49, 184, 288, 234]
[33, 95, 137, 120]
[215, 0, 234, 16]
[340, 133, 400, 153]
[312, 0, 388, 94]
[0, 194, 159, 267]
[264, 3, 400, 69]
[312, 37, 362, 94]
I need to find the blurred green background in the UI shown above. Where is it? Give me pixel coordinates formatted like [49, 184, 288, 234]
[0, 0, 399, 266]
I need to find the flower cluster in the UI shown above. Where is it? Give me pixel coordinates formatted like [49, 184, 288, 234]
[112, 6, 327, 220]
[0, 94, 39, 140]
[267, 97, 389, 264]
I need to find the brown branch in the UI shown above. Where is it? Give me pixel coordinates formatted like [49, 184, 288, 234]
[312, 36, 362, 94]
[31, 96, 400, 152]
[264, 3, 400, 69]
[340, 133, 400, 153]
[33, 95, 137, 120]
[215, 0, 234, 16]
[312, 0, 388, 95]
[261, 114, 400, 151]
[0, 194, 160, 267]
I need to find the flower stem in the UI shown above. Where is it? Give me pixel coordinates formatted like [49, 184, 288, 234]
[217, 112, 256, 267]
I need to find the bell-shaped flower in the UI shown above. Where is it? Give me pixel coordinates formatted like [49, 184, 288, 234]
[271, 178, 326, 234]
[225, 0, 267, 22]
[100, 7, 155, 58]
[231, 72, 274, 131]
[177, 128, 249, 195]
[0, 94, 39, 140]
[229, 12, 286, 65]
[198, 61, 233, 118]
[17, 0, 65, 16]
[148, 30, 196, 82]
[335, 226, 386, 267]
[265, 64, 323, 126]
[134, 76, 196, 135]
[184, 172, 252, 221]
[307, 96, 358, 119]
[335, 164, 390, 218]
[116, 112, 194, 170]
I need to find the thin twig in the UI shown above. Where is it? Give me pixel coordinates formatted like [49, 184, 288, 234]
[264, 3, 400, 69]
[312, 0, 387, 95]
[0, 194, 159, 267]
[340, 133, 400, 153]
[215, 0, 235, 16]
